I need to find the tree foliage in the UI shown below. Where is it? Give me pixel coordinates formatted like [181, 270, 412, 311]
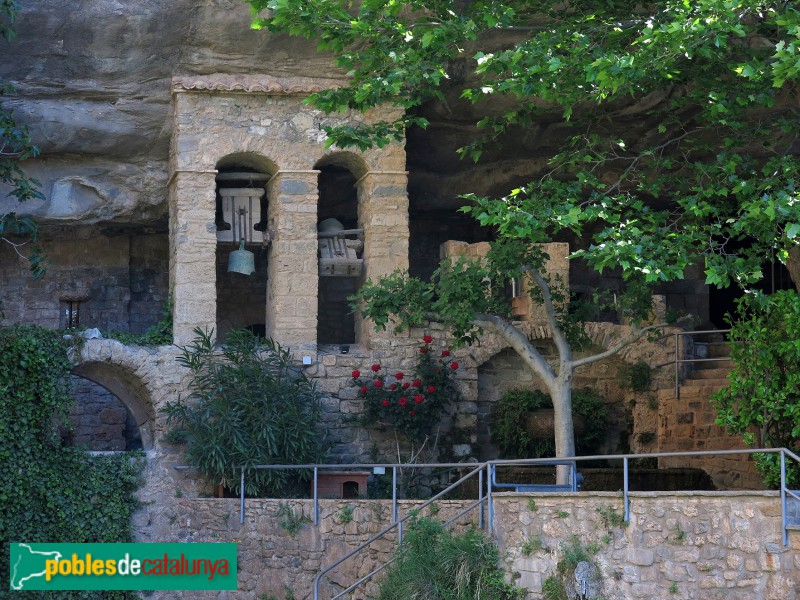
[249, 0, 800, 287]
[712, 290, 800, 487]
[0, 324, 144, 598]
[1, 0, 45, 278]
[163, 328, 327, 496]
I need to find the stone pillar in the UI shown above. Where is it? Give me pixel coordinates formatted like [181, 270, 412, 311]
[265, 170, 320, 351]
[355, 171, 410, 345]
[168, 169, 218, 345]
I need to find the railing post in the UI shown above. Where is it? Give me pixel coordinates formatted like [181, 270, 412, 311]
[313, 466, 319, 526]
[781, 450, 788, 547]
[487, 464, 494, 536]
[623, 457, 630, 523]
[392, 466, 398, 524]
[479, 468, 484, 531]
[674, 332, 680, 400]
[240, 468, 245, 525]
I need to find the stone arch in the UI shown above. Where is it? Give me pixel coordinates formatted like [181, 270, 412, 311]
[315, 150, 370, 180]
[215, 151, 279, 176]
[71, 357, 156, 451]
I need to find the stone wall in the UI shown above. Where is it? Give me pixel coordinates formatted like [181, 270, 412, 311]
[143, 492, 797, 599]
[0, 231, 168, 334]
[68, 376, 140, 451]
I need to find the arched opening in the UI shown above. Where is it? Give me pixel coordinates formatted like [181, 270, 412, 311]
[315, 157, 362, 346]
[214, 156, 274, 341]
[71, 361, 155, 450]
[66, 376, 142, 451]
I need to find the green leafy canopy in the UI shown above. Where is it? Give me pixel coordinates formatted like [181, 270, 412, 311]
[249, 0, 800, 288]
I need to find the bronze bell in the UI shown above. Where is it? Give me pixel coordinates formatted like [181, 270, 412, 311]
[228, 240, 255, 275]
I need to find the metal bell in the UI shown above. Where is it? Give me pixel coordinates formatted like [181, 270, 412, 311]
[227, 240, 255, 275]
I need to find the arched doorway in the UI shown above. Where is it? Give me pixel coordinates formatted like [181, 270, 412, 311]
[71, 361, 155, 450]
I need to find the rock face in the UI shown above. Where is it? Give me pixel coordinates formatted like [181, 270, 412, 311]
[0, 0, 344, 225]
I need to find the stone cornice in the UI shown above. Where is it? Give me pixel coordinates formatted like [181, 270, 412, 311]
[171, 74, 346, 95]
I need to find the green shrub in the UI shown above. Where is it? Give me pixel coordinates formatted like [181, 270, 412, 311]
[489, 387, 608, 458]
[377, 517, 524, 599]
[163, 328, 326, 496]
[712, 291, 800, 487]
[0, 325, 144, 599]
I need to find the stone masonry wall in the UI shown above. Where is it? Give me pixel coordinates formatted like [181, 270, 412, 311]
[146, 492, 798, 599]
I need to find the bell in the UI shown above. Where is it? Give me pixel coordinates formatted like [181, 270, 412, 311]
[227, 240, 255, 275]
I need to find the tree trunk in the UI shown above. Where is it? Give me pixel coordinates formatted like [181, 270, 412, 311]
[550, 377, 576, 485]
[787, 246, 800, 292]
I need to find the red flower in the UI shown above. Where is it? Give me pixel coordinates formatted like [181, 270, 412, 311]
[395, 372, 404, 380]
[450, 361, 459, 370]
[398, 397, 408, 407]
[381, 399, 389, 407]
[352, 370, 360, 378]
[412, 379, 422, 388]
[360, 386, 368, 395]
[371, 364, 381, 372]
[390, 383, 397, 391]
[410, 410, 416, 416]
[402, 382, 410, 389]
[419, 347, 428, 353]
[423, 335, 433, 344]
[374, 380, 383, 388]
[441, 349, 450, 357]
[427, 385, 436, 393]
[414, 394, 424, 404]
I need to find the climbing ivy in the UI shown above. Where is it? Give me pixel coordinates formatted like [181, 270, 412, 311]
[0, 324, 144, 599]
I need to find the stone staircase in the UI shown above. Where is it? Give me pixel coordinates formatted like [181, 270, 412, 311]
[658, 336, 763, 489]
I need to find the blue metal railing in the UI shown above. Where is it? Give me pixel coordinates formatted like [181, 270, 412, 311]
[174, 447, 800, 599]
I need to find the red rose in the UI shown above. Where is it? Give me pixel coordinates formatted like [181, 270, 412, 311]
[381, 399, 390, 407]
[423, 335, 433, 344]
[412, 379, 422, 388]
[450, 361, 459, 370]
[371, 364, 381, 372]
[360, 386, 368, 395]
[441, 349, 450, 357]
[414, 394, 424, 404]
[419, 347, 428, 353]
[410, 410, 416, 416]
[352, 370, 360, 378]
[374, 380, 383, 388]
[427, 385, 436, 393]
[398, 397, 408, 407]
[402, 382, 410, 389]
[395, 372, 404, 380]
[390, 383, 397, 391]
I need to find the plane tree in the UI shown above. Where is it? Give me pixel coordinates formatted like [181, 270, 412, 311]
[247, 0, 800, 469]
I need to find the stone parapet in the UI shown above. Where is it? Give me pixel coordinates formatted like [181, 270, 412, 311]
[141, 492, 797, 599]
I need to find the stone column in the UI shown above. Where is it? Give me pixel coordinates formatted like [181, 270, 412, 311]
[168, 169, 218, 346]
[355, 171, 410, 345]
[265, 170, 320, 351]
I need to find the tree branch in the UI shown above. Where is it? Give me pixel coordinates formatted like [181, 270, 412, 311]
[473, 312, 557, 386]
[522, 267, 572, 364]
[570, 323, 666, 369]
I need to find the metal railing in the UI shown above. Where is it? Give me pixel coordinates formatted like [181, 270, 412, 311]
[659, 328, 732, 398]
[174, 448, 800, 599]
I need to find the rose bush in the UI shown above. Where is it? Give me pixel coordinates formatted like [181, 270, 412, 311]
[353, 336, 460, 441]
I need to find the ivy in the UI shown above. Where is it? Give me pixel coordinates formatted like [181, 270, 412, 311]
[0, 324, 144, 599]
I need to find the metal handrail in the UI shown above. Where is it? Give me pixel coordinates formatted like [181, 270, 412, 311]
[173, 447, 800, 598]
[664, 328, 731, 399]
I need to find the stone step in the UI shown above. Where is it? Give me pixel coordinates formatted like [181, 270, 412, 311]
[679, 383, 730, 395]
[687, 368, 731, 380]
[692, 358, 732, 370]
[706, 342, 731, 358]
